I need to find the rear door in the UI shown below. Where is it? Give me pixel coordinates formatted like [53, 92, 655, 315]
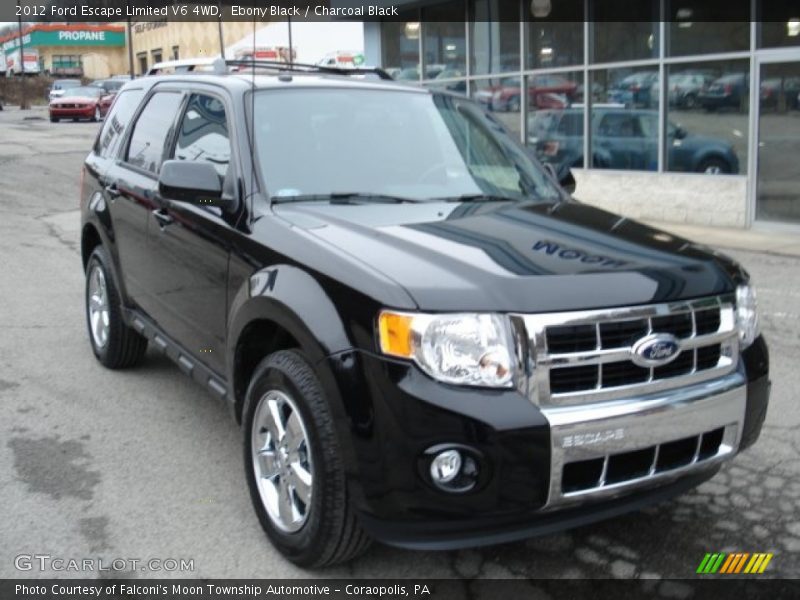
[104, 89, 185, 313]
[85, 87, 145, 296]
[142, 90, 237, 374]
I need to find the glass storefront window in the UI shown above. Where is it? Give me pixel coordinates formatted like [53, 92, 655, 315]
[471, 78, 522, 139]
[591, 68, 661, 171]
[526, 0, 583, 69]
[665, 60, 749, 175]
[422, 2, 466, 79]
[381, 12, 421, 79]
[757, 61, 800, 222]
[470, 1, 519, 75]
[758, 0, 800, 48]
[667, 0, 750, 56]
[525, 71, 584, 177]
[591, 0, 659, 63]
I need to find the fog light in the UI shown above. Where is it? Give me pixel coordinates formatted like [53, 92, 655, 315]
[425, 446, 480, 492]
[430, 449, 462, 485]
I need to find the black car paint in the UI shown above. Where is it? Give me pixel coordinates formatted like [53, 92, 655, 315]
[81, 74, 769, 548]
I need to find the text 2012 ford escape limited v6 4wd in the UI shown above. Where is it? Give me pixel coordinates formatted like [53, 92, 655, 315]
[80, 61, 769, 567]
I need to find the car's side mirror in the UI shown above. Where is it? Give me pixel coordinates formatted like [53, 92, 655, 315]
[159, 160, 233, 210]
[559, 169, 577, 194]
[545, 162, 577, 194]
[674, 126, 687, 139]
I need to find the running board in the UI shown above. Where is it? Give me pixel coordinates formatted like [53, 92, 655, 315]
[124, 308, 230, 404]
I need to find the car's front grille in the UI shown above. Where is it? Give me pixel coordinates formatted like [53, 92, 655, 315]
[561, 427, 727, 495]
[522, 296, 738, 406]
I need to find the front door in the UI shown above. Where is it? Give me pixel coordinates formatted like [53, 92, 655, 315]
[756, 56, 800, 223]
[144, 92, 235, 376]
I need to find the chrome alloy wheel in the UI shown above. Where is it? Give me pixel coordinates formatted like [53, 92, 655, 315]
[251, 390, 313, 532]
[704, 164, 722, 174]
[87, 265, 110, 349]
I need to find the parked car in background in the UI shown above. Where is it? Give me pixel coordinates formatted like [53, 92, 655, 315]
[91, 79, 126, 95]
[607, 71, 658, 108]
[760, 77, 800, 110]
[665, 72, 716, 109]
[475, 75, 579, 112]
[698, 73, 749, 111]
[47, 78, 82, 101]
[49, 86, 112, 123]
[528, 108, 739, 174]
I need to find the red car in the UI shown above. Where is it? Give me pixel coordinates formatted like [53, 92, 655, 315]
[49, 86, 112, 123]
[476, 75, 579, 112]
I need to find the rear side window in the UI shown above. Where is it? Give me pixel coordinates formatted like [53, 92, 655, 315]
[95, 89, 144, 159]
[173, 94, 231, 180]
[125, 92, 183, 175]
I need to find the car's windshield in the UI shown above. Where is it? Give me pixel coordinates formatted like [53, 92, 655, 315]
[253, 89, 561, 203]
[62, 87, 104, 98]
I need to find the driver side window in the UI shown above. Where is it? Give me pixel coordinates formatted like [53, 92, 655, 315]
[173, 94, 232, 183]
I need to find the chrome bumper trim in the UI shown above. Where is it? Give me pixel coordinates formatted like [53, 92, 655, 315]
[542, 372, 746, 508]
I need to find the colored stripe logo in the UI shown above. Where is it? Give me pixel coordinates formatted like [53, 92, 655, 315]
[697, 552, 773, 574]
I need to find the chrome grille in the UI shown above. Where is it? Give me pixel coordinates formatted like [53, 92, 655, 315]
[521, 295, 738, 406]
[561, 426, 731, 497]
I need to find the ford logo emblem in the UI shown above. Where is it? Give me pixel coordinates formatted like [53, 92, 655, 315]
[631, 334, 681, 368]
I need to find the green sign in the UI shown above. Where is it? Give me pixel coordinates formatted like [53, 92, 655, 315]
[2, 29, 125, 52]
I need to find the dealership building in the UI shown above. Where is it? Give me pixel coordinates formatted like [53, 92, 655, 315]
[362, 0, 800, 230]
[0, 23, 127, 78]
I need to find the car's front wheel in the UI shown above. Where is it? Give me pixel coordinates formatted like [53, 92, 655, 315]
[85, 246, 148, 368]
[243, 350, 371, 567]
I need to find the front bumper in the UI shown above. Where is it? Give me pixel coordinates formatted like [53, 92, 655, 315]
[322, 335, 769, 550]
[50, 105, 95, 119]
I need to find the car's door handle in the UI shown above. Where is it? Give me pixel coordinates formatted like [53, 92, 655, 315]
[104, 184, 121, 199]
[152, 209, 174, 228]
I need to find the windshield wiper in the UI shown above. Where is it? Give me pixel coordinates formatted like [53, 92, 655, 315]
[271, 192, 422, 205]
[435, 194, 517, 203]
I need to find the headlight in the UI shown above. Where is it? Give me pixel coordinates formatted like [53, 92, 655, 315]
[378, 311, 516, 388]
[735, 284, 759, 348]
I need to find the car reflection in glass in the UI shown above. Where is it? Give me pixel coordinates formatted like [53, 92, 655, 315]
[528, 108, 740, 175]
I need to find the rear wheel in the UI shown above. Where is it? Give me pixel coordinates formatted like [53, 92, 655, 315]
[697, 156, 731, 175]
[85, 246, 147, 369]
[50, 116, 59, 123]
[243, 350, 371, 567]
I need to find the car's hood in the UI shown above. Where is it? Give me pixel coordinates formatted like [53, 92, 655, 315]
[272, 200, 744, 312]
[51, 96, 97, 104]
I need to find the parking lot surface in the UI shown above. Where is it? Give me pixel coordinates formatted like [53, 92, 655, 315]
[1, 107, 798, 587]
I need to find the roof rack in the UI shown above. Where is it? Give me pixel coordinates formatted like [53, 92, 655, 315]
[220, 59, 394, 81]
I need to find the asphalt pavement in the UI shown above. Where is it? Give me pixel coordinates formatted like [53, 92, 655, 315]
[1, 106, 798, 588]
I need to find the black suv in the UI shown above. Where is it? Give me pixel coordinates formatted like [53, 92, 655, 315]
[80, 62, 769, 567]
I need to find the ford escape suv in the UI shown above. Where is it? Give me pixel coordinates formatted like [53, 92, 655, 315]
[80, 61, 769, 567]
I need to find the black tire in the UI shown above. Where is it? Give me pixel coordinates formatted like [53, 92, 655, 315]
[84, 246, 147, 369]
[697, 156, 731, 175]
[683, 93, 697, 109]
[507, 95, 520, 112]
[243, 350, 371, 567]
[50, 116, 59, 123]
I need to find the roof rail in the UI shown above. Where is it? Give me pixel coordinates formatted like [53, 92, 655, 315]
[222, 59, 394, 80]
